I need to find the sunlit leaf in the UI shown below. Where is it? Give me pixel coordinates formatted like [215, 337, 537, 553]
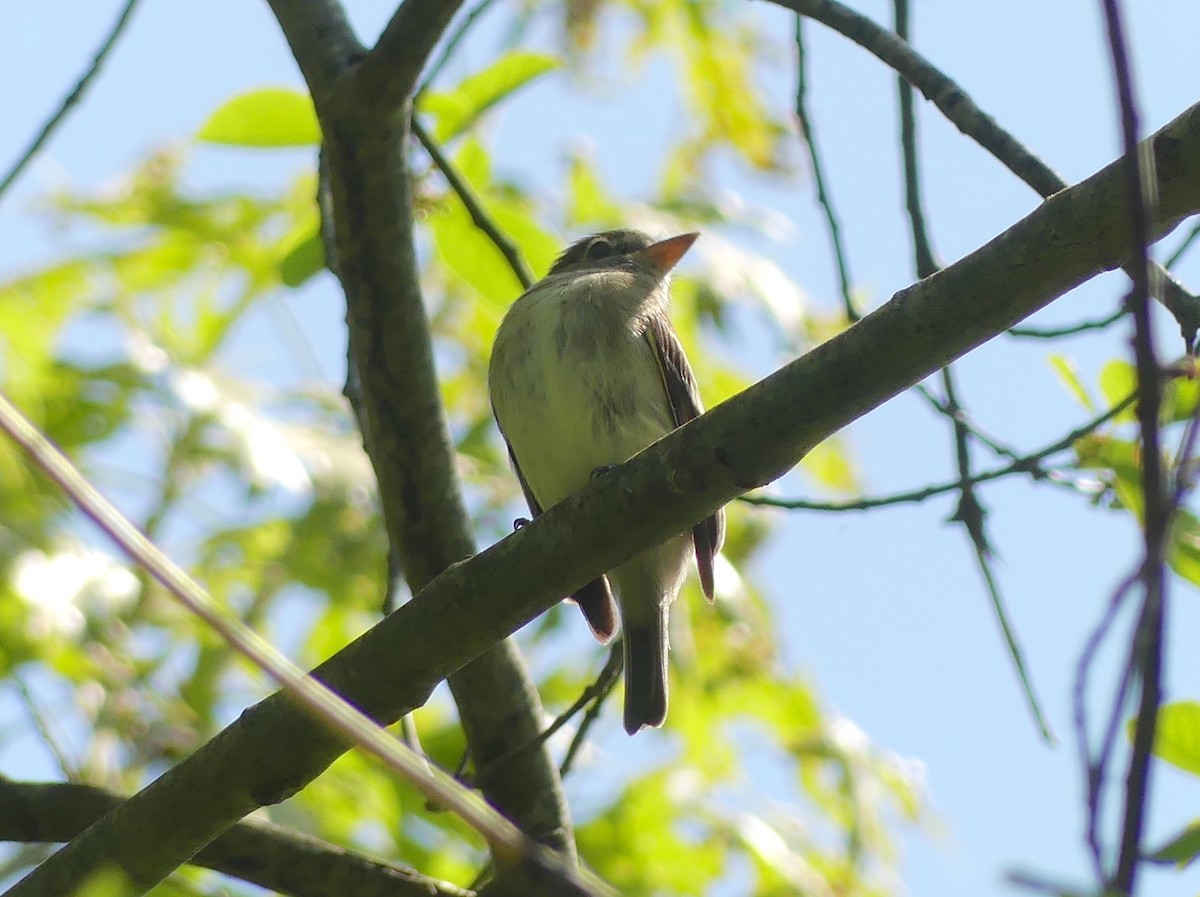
[1134, 700, 1200, 777]
[429, 140, 559, 306]
[420, 51, 561, 142]
[1170, 512, 1200, 587]
[1049, 354, 1096, 410]
[802, 438, 859, 494]
[1164, 374, 1200, 423]
[1099, 359, 1137, 423]
[197, 87, 320, 147]
[567, 152, 622, 227]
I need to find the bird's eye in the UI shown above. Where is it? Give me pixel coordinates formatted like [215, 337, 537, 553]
[584, 237, 614, 261]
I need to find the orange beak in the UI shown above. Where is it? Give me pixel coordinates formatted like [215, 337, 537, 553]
[639, 232, 699, 274]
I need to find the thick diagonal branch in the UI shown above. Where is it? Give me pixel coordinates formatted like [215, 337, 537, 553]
[7, 99, 1197, 897]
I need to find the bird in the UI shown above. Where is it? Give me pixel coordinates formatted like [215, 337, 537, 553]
[488, 229, 725, 734]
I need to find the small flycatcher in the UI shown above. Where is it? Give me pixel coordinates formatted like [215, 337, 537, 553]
[488, 229, 725, 734]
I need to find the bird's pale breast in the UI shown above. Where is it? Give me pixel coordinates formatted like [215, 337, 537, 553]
[490, 275, 673, 511]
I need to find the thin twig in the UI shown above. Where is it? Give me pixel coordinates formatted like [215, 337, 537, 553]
[12, 677, 77, 781]
[743, 393, 1136, 512]
[1101, 2, 1168, 892]
[793, 18, 857, 321]
[0, 0, 141, 206]
[417, 0, 501, 97]
[912, 382, 1022, 462]
[893, 0, 1050, 741]
[1165, 218, 1200, 270]
[412, 116, 534, 289]
[1008, 307, 1126, 340]
[772, 0, 1200, 345]
[967, 515, 1056, 743]
[1073, 572, 1139, 880]
[560, 647, 623, 778]
[474, 645, 622, 783]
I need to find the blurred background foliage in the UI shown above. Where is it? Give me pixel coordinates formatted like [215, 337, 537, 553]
[2, 0, 1198, 895]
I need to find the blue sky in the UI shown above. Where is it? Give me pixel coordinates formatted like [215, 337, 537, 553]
[3, 1, 1200, 896]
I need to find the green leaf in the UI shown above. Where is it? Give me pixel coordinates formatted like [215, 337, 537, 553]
[1170, 511, 1200, 587]
[802, 438, 859, 494]
[1147, 820, 1200, 868]
[429, 140, 559, 306]
[1049, 354, 1095, 410]
[420, 51, 560, 142]
[197, 87, 320, 147]
[280, 231, 324, 287]
[1099, 359, 1137, 423]
[1141, 701, 1200, 777]
[567, 152, 621, 227]
[72, 868, 131, 897]
[1164, 375, 1200, 423]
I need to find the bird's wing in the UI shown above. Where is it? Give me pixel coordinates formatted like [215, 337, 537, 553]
[644, 316, 726, 602]
[500, 427, 617, 642]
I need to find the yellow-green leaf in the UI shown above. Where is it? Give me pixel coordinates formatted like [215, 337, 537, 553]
[1170, 511, 1200, 587]
[567, 152, 621, 227]
[420, 51, 561, 143]
[1144, 701, 1200, 777]
[1099, 359, 1137, 422]
[197, 87, 320, 148]
[1164, 375, 1200, 423]
[1049, 354, 1095, 410]
[802, 438, 859, 494]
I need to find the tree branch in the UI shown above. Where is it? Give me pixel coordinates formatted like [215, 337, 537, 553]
[357, 0, 466, 117]
[263, 0, 363, 105]
[742, 389, 1135, 512]
[1101, 2, 1167, 892]
[0, 778, 473, 897]
[277, 0, 578, 880]
[413, 116, 534, 289]
[4, 98, 1197, 897]
[771, 0, 1200, 345]
[793, 17, 857, 321]
[319, 92, 575, 886]
[0, 0, 142, 206]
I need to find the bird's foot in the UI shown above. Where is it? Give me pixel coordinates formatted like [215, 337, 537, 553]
[513, 516, 532, 530]
[590, 464, 617, 481]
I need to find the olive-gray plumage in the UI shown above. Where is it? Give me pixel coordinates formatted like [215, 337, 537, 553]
[488, 229, 724, 734]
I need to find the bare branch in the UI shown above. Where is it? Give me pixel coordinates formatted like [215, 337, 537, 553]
[793, 18, 857, 321]
[418, 0, 502, 96]
[0, 0, 141, 206]
[357, 0, 467, 116]
[0, 778, 473, 897]
[264, 0, 362, 105]
[1100, 2, 1167, 893]
[772, 0, 1200, 345]
[892, 0, 1051, 741]
[413, 116, 534, 289]
[1165, 217, 1200, 269]
[1008, 307, 1125, 339]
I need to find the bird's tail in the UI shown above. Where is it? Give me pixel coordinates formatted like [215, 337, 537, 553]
[622, 605, 669, 735]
